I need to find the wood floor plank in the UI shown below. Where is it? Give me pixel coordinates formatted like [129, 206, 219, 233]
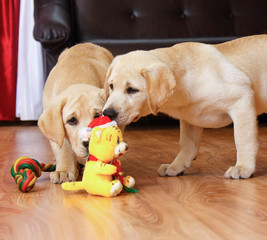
[0, 125, 267, 239]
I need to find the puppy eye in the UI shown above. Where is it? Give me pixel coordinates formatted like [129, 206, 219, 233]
[127, 87, 139, 94]
[67, 117, 78, 125]
[109, 84, 113, 91]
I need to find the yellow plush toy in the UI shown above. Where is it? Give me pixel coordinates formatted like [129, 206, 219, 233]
[62, 116, 136, 197]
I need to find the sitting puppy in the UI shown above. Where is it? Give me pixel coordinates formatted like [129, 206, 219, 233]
[103, 35, 267, 179]
[38, 43, 113, 183]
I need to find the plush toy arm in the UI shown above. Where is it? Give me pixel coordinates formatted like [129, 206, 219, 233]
[94, 161, 117, 175]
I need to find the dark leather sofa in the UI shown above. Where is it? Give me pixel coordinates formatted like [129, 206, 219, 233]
[33, 0, 267, 124]
[34, 0, 267, 79]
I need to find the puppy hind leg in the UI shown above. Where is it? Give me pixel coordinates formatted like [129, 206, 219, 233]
[158, 121, 203, 177]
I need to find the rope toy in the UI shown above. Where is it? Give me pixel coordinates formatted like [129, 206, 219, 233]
[10, 156, 56, 193]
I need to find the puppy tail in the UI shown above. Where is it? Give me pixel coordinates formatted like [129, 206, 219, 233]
[62, 181, 84, 191]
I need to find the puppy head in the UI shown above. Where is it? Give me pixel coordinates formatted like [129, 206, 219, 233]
[103, 51, 176, 125]
[38, 84, 105, 158]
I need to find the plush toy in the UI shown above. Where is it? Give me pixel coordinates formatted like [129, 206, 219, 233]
[62, 116, 137, 197]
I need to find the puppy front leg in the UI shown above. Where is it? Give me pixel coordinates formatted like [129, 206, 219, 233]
[50, 139, 79, 183]
[225, 100, 258, 179]
[158, 120, 203, 177]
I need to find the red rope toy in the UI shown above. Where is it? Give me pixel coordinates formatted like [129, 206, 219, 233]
[10, 156, 56, 193]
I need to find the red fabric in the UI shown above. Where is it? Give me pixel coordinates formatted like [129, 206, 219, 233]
[0, 0, 20, 120]
[88, 155, 98, 161]
[88, 116, 112, 128]
[111, 159, 124, 184]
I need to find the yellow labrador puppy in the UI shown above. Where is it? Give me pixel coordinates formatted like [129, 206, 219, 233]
[38, 43, 113, 183]
[103, 35, 267, 179]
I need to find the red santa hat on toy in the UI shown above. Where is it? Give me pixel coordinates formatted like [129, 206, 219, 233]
[79, 116, 117, 143]
[88, 116, 117, 130]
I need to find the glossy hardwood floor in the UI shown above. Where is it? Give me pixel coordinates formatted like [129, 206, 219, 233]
[1, 124, 267, 240]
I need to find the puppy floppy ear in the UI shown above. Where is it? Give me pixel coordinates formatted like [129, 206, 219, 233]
[141, 63, 176, 115]
[104, 65, 113, 100]
[38, 97, 67, 147]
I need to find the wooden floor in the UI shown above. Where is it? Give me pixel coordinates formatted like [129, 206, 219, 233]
[1, 124, 267, 240]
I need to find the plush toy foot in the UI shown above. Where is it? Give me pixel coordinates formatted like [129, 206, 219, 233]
[110, 180, 123, 196]
[123, 176, 135, 188]
[62, 181, 84, 191]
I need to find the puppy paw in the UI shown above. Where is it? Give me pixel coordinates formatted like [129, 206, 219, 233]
[50, 170, 78, 184]
[110, 180, 123, 196]
[158, 164, 184, 177]
[224, 166, 254, 179]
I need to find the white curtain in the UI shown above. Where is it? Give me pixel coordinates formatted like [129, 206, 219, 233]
[16, 0, 44, 120]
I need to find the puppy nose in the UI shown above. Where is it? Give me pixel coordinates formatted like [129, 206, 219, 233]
[103, 108, 118, 120]
[82, 141, 89, 149]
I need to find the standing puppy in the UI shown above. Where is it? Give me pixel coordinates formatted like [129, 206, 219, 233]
[38, 43, 113, 183]
[103, 35, 267, 179]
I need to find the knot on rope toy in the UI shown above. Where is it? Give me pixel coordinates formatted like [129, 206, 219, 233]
[11, 156, 56, 193]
